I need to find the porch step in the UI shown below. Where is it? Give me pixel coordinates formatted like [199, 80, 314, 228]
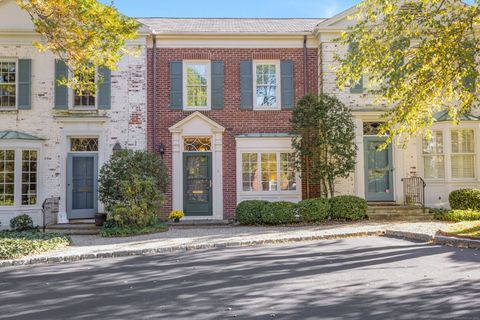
[45, 223, 100, 235]
[167, 220, 232, 228]
[367, 206, 432, 221]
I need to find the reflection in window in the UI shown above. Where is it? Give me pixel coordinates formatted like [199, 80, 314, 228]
[0, 61, 16, 108]
[255, 63, 277, 108]
[22, 150, 37, 205]
[363, 122, 384, 136]
[184, 137, 212, 152]
[452, 130, 475, 178]
[186, 63, 208, 107]
[71, 138, 99, 152]
[242, 153, 258, 191]
[261, 153, 277, 191]
[280, 153, 297, 191]
[0, 150, 15, 206]
[422, 131, 445, 179]
[73, 73, 96, 107]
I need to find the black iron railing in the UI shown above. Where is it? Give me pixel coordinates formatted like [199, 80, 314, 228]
[401, 177, 426, 208]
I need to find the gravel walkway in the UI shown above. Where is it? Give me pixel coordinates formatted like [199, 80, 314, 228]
[0, 221, 453, 267]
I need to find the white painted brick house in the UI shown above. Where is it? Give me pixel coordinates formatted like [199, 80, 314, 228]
[0, 0, 148, 228]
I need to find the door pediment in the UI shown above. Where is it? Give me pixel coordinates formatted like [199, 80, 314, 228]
[169, 112, 225, 136]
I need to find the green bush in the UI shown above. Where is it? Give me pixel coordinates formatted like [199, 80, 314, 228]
[0, 231, 70, 260]
[329, 195, 367, 220]
[298, 198, 330, 223]
[435, 209, 480, 222]
[449, 189, 480, 211]
[99, 150, 168, 212]
[107, 175, 163, 228]
[236, 200, 270, 225]
[10, 214, 35, 231]
[261, 201, 298, 225]
[100, 223, 168, 238]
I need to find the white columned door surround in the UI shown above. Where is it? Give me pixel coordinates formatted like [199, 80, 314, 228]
[168, 112, 225, 220]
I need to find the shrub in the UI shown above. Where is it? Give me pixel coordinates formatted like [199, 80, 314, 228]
[100, 223, 168, 238]
[10, 214, 34, 231]
[298, 198, 330, 223]
[107, 176, 163, 228]
[261, 201, 298, 225]
[449, 189, 480, 211]
[99, 150, 168, 211]
[329, 195, 367, 220]
[0, 231, 70, 260]
[236, 200, 270, 225]
[435, 209, 480, 222]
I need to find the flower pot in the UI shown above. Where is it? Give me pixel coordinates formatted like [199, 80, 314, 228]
[174, 218, 180, 223]
[95, 213, 107, 226]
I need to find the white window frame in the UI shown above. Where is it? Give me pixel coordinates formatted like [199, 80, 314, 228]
[422, 130, 445, 180]
[451, 128, 476, 180]
[253, 60, 281, 111]
[183, 60, 211, 111]
[0, 142, 41, 210]
[69, 69, 98, 110]
[0, 59, 18, 110]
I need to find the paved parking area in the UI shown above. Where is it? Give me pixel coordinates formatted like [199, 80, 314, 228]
[1, 236, 479, 320]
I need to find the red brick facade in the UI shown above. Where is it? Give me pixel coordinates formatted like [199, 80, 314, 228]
[147, 47, 318, 219]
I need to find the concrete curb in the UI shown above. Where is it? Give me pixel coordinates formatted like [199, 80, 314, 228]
[434, 235, 480, 249]
[0, 231, 383, 268]
[383, 230, 434, 243]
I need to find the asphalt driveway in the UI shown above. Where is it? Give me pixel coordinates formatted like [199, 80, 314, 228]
[1, 236, 479, 320]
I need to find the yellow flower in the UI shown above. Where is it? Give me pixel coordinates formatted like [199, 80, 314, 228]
[169, 210, 184, 220]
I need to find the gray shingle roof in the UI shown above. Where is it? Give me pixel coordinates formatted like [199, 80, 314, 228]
[138, 18, 325, 35]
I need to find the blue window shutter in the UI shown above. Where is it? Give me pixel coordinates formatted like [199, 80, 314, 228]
[17, 59, 32, 110]
[240, 60, 253, 109]
[281, 60, 294, 109]
[98, 67, 111, 109]
[170, 61, 183, 109]
[211, 60, 224, 109]
[54, 60, 69, 109]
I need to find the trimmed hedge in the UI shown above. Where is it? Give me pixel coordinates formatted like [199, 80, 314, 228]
[100, 223, 169, 238]
[236, 200, 270, 225]
[449, 189, 480, 211]
[434, 209, 480, 222]
[10, 214, 35, 232]
[329, 195, 368, 221]
[261, 202, 298, 225]
[0, 231, 70, 260]
[298, 198, 330, 223]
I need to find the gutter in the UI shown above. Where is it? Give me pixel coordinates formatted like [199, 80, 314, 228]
[303, 35, 308, 95]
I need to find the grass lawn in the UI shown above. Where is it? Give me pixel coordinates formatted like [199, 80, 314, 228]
[442, 221, 480, 239]
[0, 231, 71, 260]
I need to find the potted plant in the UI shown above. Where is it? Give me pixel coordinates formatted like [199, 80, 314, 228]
[169, 210, 184, 223]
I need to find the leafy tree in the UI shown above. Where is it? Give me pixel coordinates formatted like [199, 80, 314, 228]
[291, 94, 357, 198]
[335, 0, 479, 144]
[17, 0, 139, 94]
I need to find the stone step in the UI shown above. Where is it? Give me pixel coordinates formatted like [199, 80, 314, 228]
[367, 205, 432, 221]
[167, 220, 232, 228]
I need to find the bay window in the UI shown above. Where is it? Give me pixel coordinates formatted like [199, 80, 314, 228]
[241, 151, 297, 193]
[422, 131, 445, 179]
[451, 129, 475, 178]
[0, 148, 38, 207]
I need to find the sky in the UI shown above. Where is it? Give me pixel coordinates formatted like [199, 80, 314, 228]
[105, 0, 361, 18]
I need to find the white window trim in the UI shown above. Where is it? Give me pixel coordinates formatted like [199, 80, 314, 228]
[420, 124, 480, 183]
[422, 130, 445, 181]
[253, 60, 281, 111]
[183, 60, 211, 111]
[69, 69, 98, 110]
[0, 141, 42, 211]
[0, 59, 18, 110]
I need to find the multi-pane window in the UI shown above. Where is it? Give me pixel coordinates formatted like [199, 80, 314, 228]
[0, 150, 15, 206]
[0, 61, 16, 108]
[73, 73, 96, 108]
[184, 137, 212, 152]
[21, 150, 37, 205]
[451, 130, 475, 178]
[185, 62, 209, 108]
[255, 62, 278, 108]
[422, 131, 445, 179]
[71, 138, 99, 152]
[241, 152, 297, 193]
[242, 153, 258, 192]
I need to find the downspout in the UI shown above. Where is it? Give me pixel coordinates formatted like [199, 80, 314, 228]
[152, 36, 157, 153]
[303, 35, 308, 95]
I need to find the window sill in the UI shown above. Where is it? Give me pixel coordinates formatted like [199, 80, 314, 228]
[253, 107, 282, 111]
[182, 107, 211, 111]
[0, 205, 41, 212]
[0, 108, 18, 114]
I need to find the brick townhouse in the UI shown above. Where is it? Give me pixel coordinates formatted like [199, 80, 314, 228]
[139, 18, 321, 220]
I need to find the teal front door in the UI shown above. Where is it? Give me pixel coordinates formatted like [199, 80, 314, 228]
[183, 152, 212, 216]
[364, 137, 394, 202]
[67, 153, 98, 219]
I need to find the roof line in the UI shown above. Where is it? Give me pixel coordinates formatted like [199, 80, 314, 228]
[137, 17, 326, 20]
